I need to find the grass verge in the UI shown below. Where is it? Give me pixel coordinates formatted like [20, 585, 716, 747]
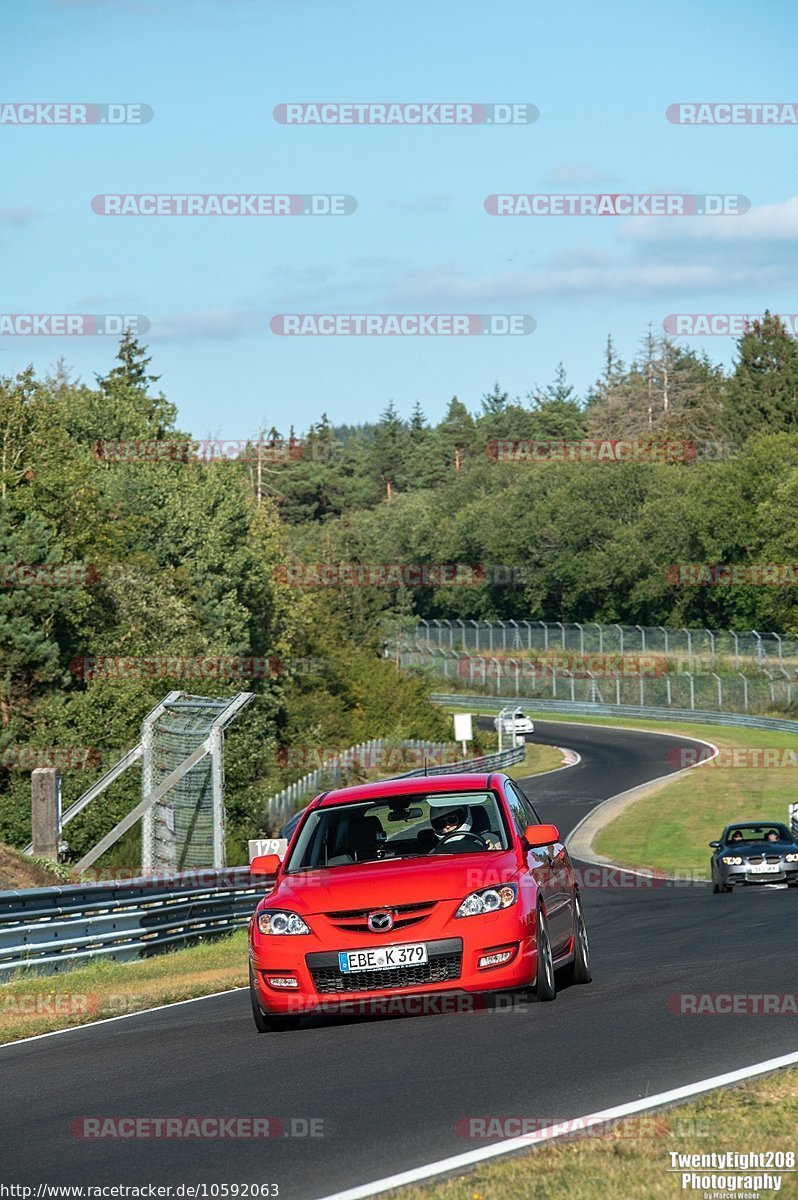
[388, 1067, 798, 1200]
[0, 930, 247, 1044]
[504, 742, 568, 780]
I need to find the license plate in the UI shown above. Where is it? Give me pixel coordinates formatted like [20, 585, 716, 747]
[338, 943, 428, 973]
[748, 863, 780, 874]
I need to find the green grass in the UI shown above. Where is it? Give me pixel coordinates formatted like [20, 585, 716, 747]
[0, 930, 247, 1043]
[504, 742, 567, 780]
[389, 1068, 798, 1200]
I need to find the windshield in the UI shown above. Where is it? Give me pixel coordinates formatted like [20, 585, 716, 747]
[285, 790, 510, 871]
[724, 823, 791, 844]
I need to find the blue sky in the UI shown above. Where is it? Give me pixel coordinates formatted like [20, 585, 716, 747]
[2, 0, 797, 438]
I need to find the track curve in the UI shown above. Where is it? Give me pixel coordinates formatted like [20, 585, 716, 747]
[1, 720, 795, 1199]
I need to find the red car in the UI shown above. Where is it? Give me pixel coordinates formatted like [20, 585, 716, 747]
[248, 772, 591, 1031]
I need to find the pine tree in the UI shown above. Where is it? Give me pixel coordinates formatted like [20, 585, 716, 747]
[723, 313, 798, 446]
[527, 363, 586, 438]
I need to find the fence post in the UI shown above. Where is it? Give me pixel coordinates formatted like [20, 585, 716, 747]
[737, 673, 749, 712]
[210, 723, 226, 867]
[31, 768, 60, 860]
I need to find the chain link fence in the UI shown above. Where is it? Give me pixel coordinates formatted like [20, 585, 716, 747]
[412, 619, 796, 672]
[264, 739, 456, 832]
[400, 648, 796, 715]
[138, 693, 252, 875]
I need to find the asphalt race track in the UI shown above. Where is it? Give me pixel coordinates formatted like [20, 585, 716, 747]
[2, 720, 796, 1199]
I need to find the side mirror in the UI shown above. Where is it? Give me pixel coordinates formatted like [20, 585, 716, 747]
[708, 841, 721, 849]
[524, 823, 560, 848]
[250, 854, 281, 877]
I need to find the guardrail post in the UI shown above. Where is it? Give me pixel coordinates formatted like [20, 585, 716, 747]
[31, 768, 61, 860]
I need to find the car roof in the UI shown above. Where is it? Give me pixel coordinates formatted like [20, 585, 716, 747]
[316, 772, 503, 808]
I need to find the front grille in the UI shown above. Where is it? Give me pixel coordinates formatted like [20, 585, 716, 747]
[307, 938, 462, 994]
[324, 901, 437, 933]
[745, 855, 782, 865]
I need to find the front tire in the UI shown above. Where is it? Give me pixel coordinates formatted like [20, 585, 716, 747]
[534, 907, 556, 1001]
[561, 891, 591, 985]
[250, 966, 301, 1032]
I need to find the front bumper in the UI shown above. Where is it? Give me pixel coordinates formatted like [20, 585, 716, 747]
[720, 863, 798, 887]
[250, 910, 537, 1016]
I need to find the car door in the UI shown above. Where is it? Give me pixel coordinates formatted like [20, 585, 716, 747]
[506, 780, 572, 956]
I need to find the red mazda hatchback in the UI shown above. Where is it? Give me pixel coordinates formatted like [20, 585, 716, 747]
[248, 772, 591, 1030]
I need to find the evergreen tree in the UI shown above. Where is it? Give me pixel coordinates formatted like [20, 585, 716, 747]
[723, 314, 798, 446]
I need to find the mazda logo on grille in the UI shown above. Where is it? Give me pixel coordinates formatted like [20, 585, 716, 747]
[367, 910, 394, 932]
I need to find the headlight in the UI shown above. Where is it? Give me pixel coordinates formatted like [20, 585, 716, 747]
[257, 910, 311, 935]
[455, 884, 517, 918]
[785, 853, 798, 863]
[721, 856, 743, 866]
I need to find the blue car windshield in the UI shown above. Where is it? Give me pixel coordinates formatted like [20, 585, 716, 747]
[725, 824, 791, 844]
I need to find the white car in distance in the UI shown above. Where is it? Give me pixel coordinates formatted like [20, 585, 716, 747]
[493, 709, 535, 735]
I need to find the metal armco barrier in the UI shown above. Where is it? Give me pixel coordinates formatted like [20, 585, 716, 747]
[430, 693, 798, 735]
[398, 744, 526, 776]
[0, 868, 260, 980]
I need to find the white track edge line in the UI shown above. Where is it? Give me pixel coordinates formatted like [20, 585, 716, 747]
[314, 1048, 798, 1200]
[0, 986, 247, 1048]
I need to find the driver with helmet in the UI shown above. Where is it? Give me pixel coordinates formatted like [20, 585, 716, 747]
[430, 806, 500, 849]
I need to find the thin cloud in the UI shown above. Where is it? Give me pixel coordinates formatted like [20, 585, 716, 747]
[0, 207, 43, 227]
[621, 195, 798, 244]
[543, 163, 620, 185]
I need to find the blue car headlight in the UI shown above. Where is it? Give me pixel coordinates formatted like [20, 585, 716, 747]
[721, 856, 743, 866]
[456, 884, 517, 918]
[257, 910, 311, 935]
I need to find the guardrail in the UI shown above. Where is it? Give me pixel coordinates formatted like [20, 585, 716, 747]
[0, 868, 259, 981]
[397, 744, 526, 776]
[430, 692, 798, 735]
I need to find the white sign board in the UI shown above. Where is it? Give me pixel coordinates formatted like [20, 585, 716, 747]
[453, 713, 473, 743]
[249, 838, 288, 862]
